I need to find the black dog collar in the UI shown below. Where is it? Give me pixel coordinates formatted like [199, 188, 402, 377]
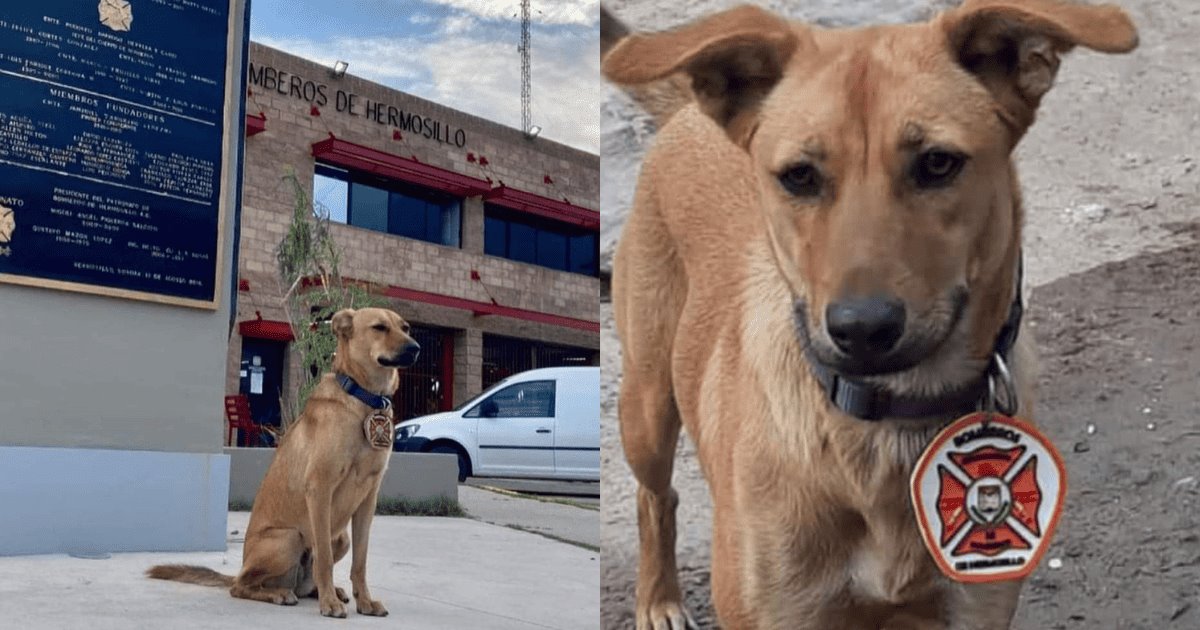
[335, 373, 392, 411]
[808, 256, 1024, 422]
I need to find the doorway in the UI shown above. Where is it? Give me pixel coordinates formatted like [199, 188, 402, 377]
[392, 325, 454, 422]
[238, 338, 287, 445]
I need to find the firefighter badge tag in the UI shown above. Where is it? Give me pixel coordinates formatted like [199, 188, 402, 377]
[363, 412, 393, 450]
[910, 412, 1066, 583]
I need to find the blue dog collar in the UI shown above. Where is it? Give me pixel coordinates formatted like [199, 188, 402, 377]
[335, 373, 391, 410]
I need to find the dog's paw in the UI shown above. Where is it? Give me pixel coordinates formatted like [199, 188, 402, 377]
[273, 592, 299, 606]
[356, 599, 389, 617]
[319, 598, 347, 618]
[638, 601, 697, 630]
[334, 586, 349, 603]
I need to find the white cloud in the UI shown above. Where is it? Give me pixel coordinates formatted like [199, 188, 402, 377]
[255, 24, 599, 153]
[416, 0, 597, 27]
[440, 13, 478, 35]
[255, 34, 424, 83]
[418, 29, 599, 151]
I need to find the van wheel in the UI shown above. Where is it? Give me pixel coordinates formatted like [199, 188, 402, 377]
[429, 444, 470, 482]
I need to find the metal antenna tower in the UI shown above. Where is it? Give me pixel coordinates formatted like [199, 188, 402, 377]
[520, 0, 531, 136]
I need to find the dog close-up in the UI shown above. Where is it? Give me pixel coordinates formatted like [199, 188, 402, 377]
[147, 307, 420, 618]
[601, 1, 1137, 628]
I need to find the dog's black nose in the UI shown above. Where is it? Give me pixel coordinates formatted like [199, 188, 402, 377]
[398, 341, 421, 365]
[825, 296, 906, 359]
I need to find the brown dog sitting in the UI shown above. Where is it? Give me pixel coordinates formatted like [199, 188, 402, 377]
[148, 307, 419, 618]
[602, 1, 1136, 628]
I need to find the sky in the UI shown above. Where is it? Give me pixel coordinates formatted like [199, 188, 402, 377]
[249, 0, 600, 154]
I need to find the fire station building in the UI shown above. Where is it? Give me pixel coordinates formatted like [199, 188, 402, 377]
[229, 43, 600, 433]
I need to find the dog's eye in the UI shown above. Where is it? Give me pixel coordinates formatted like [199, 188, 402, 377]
[777, 163, 823, 198]
[372, 324, 388, 332]
[402, 325, 411, 334]
[913, 150, 966, 188]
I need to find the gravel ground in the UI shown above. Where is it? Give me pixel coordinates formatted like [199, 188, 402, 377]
[599, 1, 1200, 627]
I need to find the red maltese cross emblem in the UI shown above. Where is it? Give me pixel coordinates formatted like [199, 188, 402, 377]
[911, 413, 1066, 583]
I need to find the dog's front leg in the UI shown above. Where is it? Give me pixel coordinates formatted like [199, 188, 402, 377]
[350, 485, 388, 617]
[305, 471, 346, 618]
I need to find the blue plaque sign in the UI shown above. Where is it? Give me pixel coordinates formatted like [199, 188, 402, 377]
[0, 0, 245, 308]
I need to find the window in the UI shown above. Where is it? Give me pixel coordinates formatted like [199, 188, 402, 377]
[537, 230, 567, 269]
[507, 221, 538, 264]
[314, 163, 462, 247]
[484, 204, 599, 277]
[464, 380, 556, 418]
[313, 170, 348, 223]
[569, 234, 597, 275]
[482, 334, 598, 388]
[485, 216, 507, 257]
[390, 192, 423, 239]
[351, 181, 388, 232]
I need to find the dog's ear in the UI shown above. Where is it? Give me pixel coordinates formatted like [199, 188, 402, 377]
[943, 0, 1137, 135]
[601, 5, 803, 147]
[331, 309, 355, 341]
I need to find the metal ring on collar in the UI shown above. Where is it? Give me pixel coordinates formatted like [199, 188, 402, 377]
[987, 352, 1018, 416]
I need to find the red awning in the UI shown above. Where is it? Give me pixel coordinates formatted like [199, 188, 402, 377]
[238, 319, 294, 342]
[484, 185, 600, 231]
[298, 276, 600, 333]
[246, 114, 266, 137]
[312, 137, 492, 197]
[382, 284, 600, 333]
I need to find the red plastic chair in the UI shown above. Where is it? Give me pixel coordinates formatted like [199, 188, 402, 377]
[224, 395, 262, 447]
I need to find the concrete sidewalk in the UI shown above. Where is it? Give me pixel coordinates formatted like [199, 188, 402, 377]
[0, 511, 598, 630]
[458, 486, 600, 550]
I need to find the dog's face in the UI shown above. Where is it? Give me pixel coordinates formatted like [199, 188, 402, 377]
[332, 307, 421, 370]
[754, 25, 1026, 379]
[604, 1, 1137, 384]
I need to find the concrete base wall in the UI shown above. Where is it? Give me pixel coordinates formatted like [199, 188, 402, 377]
[0, 447, 229, 557]
[225, 447, 458, 505]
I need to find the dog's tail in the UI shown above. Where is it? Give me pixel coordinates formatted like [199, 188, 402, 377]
[600, 4, 695, 127]
[146, 564, 235, 588]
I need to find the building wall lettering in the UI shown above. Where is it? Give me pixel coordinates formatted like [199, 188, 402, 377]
[248, 63, 467, 148]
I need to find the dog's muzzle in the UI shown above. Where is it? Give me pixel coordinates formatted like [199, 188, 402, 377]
[797, 287, 968, 378]
[825, 295, 906, 364]
[379, 342, 421, 368]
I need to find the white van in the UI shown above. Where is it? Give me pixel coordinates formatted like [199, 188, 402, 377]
[394, 366, 599, 482]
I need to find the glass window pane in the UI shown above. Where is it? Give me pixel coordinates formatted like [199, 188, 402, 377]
[389, 191, 425, 240]
[350, 182, 388, 232]
[470, 381, 555, 418]
[425, 203, 441, 242]
[508, 222, 537, 264]
[485, 217, 507, 257]
[313, 173, 348, 224]
[440, 201, 461, 247]
[570, 233, 598, 276]
[537, 230, 567, 270]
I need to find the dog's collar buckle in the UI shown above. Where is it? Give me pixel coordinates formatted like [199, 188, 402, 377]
[829, 374, 890, 421]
